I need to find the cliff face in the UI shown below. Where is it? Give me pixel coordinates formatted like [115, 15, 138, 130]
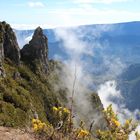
[0, 21, 20, 65]
[0, 24, 4, 63]
[21, 27, 49, 73]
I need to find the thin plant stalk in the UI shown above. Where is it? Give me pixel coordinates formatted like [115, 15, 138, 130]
[69, 64, 77, 131]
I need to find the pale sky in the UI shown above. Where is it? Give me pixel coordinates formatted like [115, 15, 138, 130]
[0, 0, 140, 29]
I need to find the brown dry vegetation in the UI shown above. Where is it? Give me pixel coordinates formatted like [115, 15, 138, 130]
[0, 126, 35, 140]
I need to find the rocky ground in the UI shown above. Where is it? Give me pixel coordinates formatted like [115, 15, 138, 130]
[0, 127, 35, 140]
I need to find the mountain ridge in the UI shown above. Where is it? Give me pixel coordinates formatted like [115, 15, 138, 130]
[0, 21, 105, 132]
[14, 21, 140, 114]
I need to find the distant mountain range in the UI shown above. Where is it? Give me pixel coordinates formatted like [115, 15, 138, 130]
[118, 63, 140, 111]
[15, 21, 140, 63]
[15, 21, 140, 112]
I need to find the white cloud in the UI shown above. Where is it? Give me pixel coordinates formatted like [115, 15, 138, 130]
[11, 24, 53, 30]
[54, 28, 93, 56]
[48, 7, 140, 26]
[98, 81, 122, 110]
[73, 0, 129, 4]
[28, 2, 45, 8]
[98, 80, 140, 139]
[129, 125, 140, 140]
[25, 34, 33, 44]
[11, 6, 140, 29]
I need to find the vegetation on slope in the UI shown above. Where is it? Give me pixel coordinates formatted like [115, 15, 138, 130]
[29, 105, 138, 140]
[1, 21, 139, 139]
[0, 58, 62, 127]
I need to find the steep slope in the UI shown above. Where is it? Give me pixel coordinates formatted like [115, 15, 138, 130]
[0, 59, 62, 127]
[0, 22, 105, 131]
[0, 23, 61, 127]
[118, 64, 140, 111]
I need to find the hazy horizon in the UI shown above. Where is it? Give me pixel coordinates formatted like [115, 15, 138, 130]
[1, 0, 140, 29]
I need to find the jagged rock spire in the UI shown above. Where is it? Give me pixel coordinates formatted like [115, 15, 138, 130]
[21, 26, 49, 73]
[33, 26, 43, 37]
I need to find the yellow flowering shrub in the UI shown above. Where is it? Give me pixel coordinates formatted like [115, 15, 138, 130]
[96, 105, 138, 140]
[70, 120, 91, 140]
[111, 118, 120, 127]
[31, 118, 54, 137]
[32, 119, 46, 132]
[31, 105, 138, 140]
[135, 132, 140, 140]
[52, 106, 71, 133]
[52, 106, 58, 112]
[77, 129, 90, 138]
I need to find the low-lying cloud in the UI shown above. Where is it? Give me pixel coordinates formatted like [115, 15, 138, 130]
[52, 25, 131, 131]
[28, 2, 45, 8]
[98, 80, 140, 140]
[15, 23, 139, 138]
[53, 25, 140, 139]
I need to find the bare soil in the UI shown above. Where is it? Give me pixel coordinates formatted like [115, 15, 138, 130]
[0, 126, 36, 140]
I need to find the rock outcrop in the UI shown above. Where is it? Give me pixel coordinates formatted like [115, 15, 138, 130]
[0, 21, 20, 65]
[21, 27, 49, 73]
[0, 23, 4, 64]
